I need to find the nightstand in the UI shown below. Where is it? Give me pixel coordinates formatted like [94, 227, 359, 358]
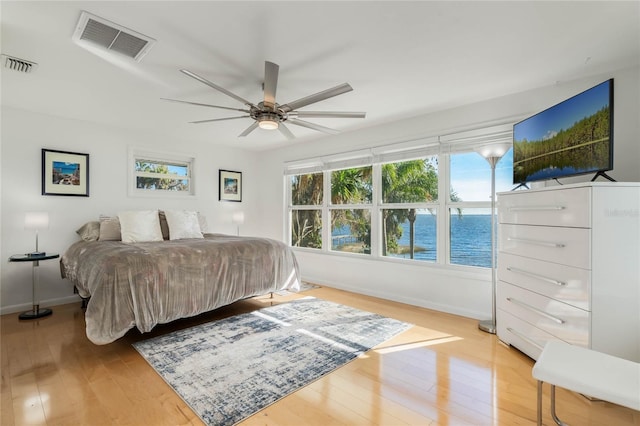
[9, 252, 60, 320]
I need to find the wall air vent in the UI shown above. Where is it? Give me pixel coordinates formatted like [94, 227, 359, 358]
[72, 11, 155, 62]
[1, 54, 38, 73]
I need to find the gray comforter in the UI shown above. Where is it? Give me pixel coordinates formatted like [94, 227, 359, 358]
[60, 233, 300, 344]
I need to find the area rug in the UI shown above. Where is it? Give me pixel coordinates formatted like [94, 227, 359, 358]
[133, 296, 411, 426]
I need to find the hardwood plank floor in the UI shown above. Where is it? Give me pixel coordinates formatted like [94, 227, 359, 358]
[1, 285, 638, 425]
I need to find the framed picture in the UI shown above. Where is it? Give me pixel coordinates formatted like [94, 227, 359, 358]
[219, 169, 242, 202]
[42, 149, 89, 197]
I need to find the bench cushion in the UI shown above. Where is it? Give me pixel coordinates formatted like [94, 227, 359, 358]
[532, 340, 640, 411]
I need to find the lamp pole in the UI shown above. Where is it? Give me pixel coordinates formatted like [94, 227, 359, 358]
[475, 142, 511, 334]
[478, 156, 499, 334]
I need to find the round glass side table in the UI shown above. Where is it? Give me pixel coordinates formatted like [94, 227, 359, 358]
[9, 252, 60, 320]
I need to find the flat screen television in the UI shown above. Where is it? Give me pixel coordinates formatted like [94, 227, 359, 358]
[512, 79, 614, 184]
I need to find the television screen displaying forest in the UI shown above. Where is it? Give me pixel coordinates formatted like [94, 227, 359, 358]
[513, 80, 612, 183]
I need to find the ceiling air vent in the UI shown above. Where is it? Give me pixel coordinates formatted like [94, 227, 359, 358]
[72, 11, 155, 62]
[1, 54, 38, 73]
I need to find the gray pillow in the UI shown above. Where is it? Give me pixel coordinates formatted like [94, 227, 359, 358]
[76, 221, 100, 241]
[98, 215, 121, 241]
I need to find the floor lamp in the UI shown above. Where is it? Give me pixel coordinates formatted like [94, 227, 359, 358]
[476, 143, 511, 334]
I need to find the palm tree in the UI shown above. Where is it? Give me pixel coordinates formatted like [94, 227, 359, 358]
[382, 159, 437, 259]
[291, 173, 323, 248]
[330, 167, 372, 252]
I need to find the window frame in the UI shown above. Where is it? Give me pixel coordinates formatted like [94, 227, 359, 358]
[128, 147, 196, 197]
[284, 124, 514, 270]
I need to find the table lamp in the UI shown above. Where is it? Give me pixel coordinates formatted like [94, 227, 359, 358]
[25, 211, 49, 256]
[232, 211, 245, 236]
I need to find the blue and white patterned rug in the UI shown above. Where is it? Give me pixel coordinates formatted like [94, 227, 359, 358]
[133, 296, 411, 426]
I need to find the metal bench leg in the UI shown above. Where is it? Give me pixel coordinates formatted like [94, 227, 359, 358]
[537, 380, 543, 426]
[550, 385, 568, 426]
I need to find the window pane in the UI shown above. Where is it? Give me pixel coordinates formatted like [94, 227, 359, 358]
[449, 208, 495, 267]
[135, 177, 189, 191]
[291, 173, 323, 206]
[331, 166, 372, 204]
[382, 209, 436, 262]
[331, 209, 371, 254]
[450, 149, 513, 202]
[291, 209, 322, 249]
[382, 158, 438, 203]
[136, 160, 188, 176]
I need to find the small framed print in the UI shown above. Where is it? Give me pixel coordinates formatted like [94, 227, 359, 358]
[42, 149, 89, 197]
[219, 169, 242, 202]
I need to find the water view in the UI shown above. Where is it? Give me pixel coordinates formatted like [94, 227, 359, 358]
[332, 214, 493, 268]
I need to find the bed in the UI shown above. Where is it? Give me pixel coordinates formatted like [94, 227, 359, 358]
[60, 223, 300, 344]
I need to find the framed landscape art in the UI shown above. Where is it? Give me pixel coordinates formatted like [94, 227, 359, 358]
[42, 149, 90, 196]
[219, 169, 242, 202]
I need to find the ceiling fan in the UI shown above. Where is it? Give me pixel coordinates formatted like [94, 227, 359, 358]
[162, 61, 366, 139]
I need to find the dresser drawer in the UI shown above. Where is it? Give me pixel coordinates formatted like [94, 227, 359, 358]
[498, 252, 591, 310]
[499, 224, 591, 269]
[497, 281, 589, 347]
[497, 309, 560, 360]
[498, 187, 591, 228]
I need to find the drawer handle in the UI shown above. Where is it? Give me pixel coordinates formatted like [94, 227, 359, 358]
[506, 327, 544, 350]
[506, 267, 567, 286]
[506, 297, 565, 324]
[508, 206, 566, 212]
[507, 237, 565, 248]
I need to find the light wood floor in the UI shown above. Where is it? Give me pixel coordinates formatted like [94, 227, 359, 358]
[2, 285, 638, 425]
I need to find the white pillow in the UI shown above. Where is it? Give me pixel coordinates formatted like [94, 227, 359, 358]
[164, 210, 204, 240]
[118, 210, 164, 243]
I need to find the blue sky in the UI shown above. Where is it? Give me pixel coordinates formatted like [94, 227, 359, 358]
[513, 80, 611, 142]
[168, 164, 188, 176]
[450, 149, 514, 202]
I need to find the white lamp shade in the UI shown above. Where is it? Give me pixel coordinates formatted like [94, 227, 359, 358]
[475, 142, 512, 159]
[232, 211, 245, 225]
[24, 212, 49, 230]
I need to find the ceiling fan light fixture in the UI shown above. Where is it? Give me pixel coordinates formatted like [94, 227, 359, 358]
[257, 114, 279, 130]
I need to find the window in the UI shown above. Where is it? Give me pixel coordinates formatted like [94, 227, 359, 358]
[330, 166, 372, 255]
[448, 149, 513, 267]
[285, 124, 514, 269]
[129, 149, 195, 196]
[290, 172, 323, 249]
[380, 158, 438, 262]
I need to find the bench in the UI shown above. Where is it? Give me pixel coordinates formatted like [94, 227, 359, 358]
[532, 340, 640, 425]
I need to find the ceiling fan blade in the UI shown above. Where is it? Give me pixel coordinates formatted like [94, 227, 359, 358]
[280, 83, 353, 113]
[161, 98, 250, 113]
[278, 122, 295, 140]
[287, 118, 340, 135]
[180, 69, 257, 108]
[239, 122, 259, 137]
[289, 111, 366, 119]
[189, 116, 249, 124]
[263, 61, 279, 111]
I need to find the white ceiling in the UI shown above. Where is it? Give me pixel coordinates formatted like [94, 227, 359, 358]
[1, 1, 639, 151]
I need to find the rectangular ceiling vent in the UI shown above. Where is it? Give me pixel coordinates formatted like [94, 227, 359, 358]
[72, 11, 155, 62]
[1, 54, 38, 73]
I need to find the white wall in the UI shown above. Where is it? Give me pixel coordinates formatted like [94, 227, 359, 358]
[255, 67, 640, 320]
[0, 108, 257, 314]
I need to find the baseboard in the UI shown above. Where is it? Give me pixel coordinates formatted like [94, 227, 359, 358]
[301, 274, 485, 320]
[0, 294, 81, 316]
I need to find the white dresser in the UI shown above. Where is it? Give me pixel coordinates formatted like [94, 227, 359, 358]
[496, 182, 640, 362]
